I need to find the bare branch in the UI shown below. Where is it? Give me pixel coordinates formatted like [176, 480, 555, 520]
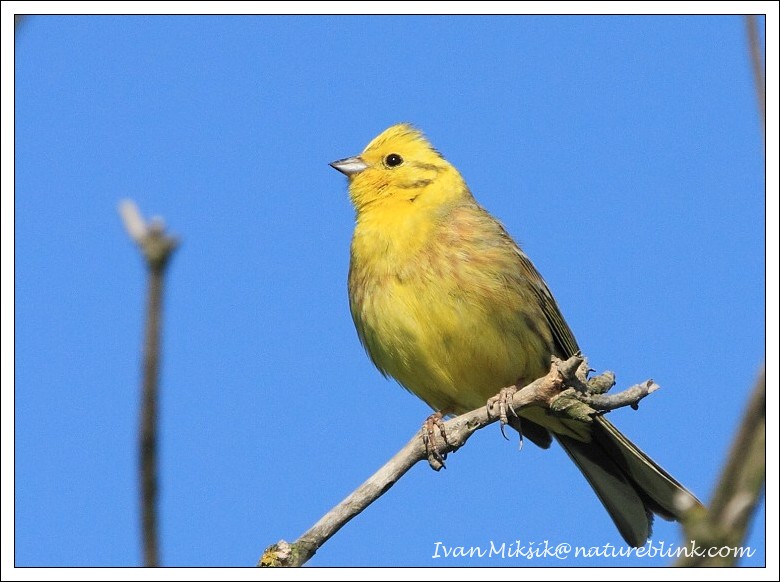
[670, 18, 769, 567]
[259, 355, 655, 567]
[119, 200, 178, 567]
[745, 15, 765, 140]
[675, 367, 765, 567]
[576, 379, 659, 411]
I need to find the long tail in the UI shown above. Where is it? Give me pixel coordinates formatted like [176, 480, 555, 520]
[556, 415, 702, 547]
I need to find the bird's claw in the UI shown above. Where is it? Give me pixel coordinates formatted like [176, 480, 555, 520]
[487, 385, 525, 448]
[487, 385, 520, 427]
[421, 411, 449, 470]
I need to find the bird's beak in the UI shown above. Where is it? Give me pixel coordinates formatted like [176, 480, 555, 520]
[330, 156, 368, 176]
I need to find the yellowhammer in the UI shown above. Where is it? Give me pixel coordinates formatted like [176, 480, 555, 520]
[330, 123, 700, 547]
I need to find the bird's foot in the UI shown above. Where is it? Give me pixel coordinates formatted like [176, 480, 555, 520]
[487, 385, 519, 426]
[421, 411, 449, 471]
[487, 385, 524, 443]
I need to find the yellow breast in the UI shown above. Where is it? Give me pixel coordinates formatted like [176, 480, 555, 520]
[348, 200, 555, 414]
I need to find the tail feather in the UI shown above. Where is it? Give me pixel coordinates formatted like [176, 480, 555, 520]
[556, 433, 653, 547]
[555, 416, 702, 547]
[591, 416, 701, 520]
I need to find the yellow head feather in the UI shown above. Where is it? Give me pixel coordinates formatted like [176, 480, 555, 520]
[333, 124, 468, 214]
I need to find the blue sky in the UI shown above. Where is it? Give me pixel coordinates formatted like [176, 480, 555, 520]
[9, 14, 770, 568]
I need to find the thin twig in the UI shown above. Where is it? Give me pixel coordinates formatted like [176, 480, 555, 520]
[673, 16, 769, 567]
[119, 200, 178, 567]
[577, 379, 658, 411]
[675, 367, 765, 567]
[259, 355, 655, 567]
[745, 15, 765, 140]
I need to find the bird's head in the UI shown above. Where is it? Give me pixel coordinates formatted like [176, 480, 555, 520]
[331, 124, 467, 214]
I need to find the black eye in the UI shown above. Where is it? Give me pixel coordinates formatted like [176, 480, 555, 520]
[385, 153, 403, 167]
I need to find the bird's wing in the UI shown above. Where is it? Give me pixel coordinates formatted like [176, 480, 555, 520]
[513, 244, 580, 358]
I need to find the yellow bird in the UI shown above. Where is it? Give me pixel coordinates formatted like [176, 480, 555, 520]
[330, 123, 700, 547]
